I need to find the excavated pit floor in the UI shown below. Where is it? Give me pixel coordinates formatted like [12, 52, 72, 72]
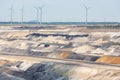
[0, 25, 120, 80]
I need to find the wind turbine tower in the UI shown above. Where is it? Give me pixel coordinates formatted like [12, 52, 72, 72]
[35, 7, 39, 24]
[39, 6, 44, 26]
[10, 6, 14, 24]
[84, 6, 90, 26]
[21, 7, 24, 24]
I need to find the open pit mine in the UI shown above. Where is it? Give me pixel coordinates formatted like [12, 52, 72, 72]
[0, 25, 120, 80]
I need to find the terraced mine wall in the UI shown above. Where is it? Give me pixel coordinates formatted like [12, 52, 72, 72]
[26, 33, 88, 40]
[0, 55, 120, 80]
[0, 25, 120, 80]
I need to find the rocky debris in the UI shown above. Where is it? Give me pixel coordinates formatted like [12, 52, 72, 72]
[0, 62, 78, 80]
[108, 32, 120, 39]
[0, 31, 28, 39]
[72, 37, 89, 43]
[72, 37, 89, 47]
[111, 37, 120, 43]
[108, 45, 120, 56]
[96, 55, 120, 64]
[72, 45, 94, 54]
[57, 52, 71, 59]
[32, 44, 57, 53]
[0, 60, 8, 66]
[0, 29, 120, 61]
[40, 36, 69, 45]
[13, 42, 30, 50]
[16, 62, 34, 71]
[91, 48, 108, 55]
[0, 72, 25, 80]
[56, 76, 69, 80]
[0, 60, 120, 80]
[1, 47, 29, 55]
[87, 70, 120, 80]
[26, 33, 88, 40]
[71, 54, 99, 61]
[90, 32, 110, 38]
[1, 47, 47, 56]
[47, 51, 100, 61]
[0, 31, 120, 57]
[10, 63, 68, 80]
[91, 39, 109, 46]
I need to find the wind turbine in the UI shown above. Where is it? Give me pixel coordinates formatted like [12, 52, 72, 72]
[39, 6, 44, 26]
[84, 5, 90, 26]
[20, 7, 24, 24]
[104, 17, 106, 27]
[35, 7, 39, 24]
[10, 5, 14, 24]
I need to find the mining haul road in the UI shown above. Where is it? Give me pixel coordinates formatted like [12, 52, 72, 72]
[0, 54, 120, 70]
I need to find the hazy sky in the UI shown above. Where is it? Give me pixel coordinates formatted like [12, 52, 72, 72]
[0, 0, 120, 22]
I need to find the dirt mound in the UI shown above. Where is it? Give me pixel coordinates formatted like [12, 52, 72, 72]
[58, 52, 72, 59]
[91, 48, 108, 55]
[92, 39, 109, 46]
[72, 45, 94, 53]
[61, 48, 72, 52]
[0, 60, 8, 66]
[96, 56, 120, 64]
[57, 52, 100, 61]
